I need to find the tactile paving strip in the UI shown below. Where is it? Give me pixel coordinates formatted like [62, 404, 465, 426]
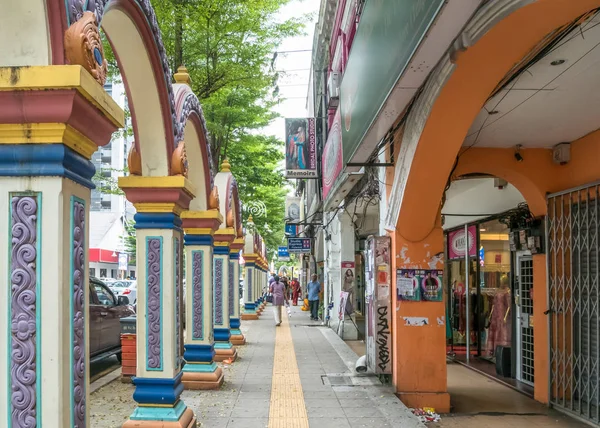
[268, 314, 309, 428]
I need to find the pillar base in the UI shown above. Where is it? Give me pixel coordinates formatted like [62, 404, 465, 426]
[396, 392, 450, 413]
[241, 312, 259, 320]
[123, 405, 198, 428]
[123, 406, 197, 428]
[214, 342, 238, 362]
[230, 329, 246, 345]
[182, 363, 224, 390]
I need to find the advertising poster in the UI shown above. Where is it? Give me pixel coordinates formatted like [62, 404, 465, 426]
[447, 225, 477, 260]
[420, 269, 444, 302]
[375, 236, 391, 299]
[118, 253, 128, 271]
[322, 110, 343, 200]
[285, 118, 317, 178]
[396, 269, 420, 301]
[338, 291, 349, 321]
[341, 261, 355, 315]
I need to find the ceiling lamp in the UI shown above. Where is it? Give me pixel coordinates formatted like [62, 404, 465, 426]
[550, 59, 566, 66]
[514, 144, 524, 162]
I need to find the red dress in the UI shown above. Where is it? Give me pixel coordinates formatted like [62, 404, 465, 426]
[487, 290, 511, 355]
[291, 280, 300, 306]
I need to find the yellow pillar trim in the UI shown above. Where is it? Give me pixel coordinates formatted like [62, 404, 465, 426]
[0, 65, 124, 128]
[181, 209, 223, 223]
[134, 202, 185, 216]
[183, 228, 216, 236]
[0, 123, 98, 159]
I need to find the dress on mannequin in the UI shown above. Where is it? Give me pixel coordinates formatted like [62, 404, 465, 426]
[487, 275, 511, 355]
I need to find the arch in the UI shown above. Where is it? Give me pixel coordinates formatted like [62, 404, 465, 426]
[214, 170, 243, 236]
[46, 0, 185, 176]
[227, 176, 243, 237]
[173, 83, 213, 211]
[385, 0, 600, 242]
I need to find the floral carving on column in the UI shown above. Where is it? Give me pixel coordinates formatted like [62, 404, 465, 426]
[72, 199, 86, 426]
[248, 271, 252, 302]
[147, 238, 162, 369]
[214, 258, 223, 324]
[192, 251, 204, 340]
[10, 196, 38, 427]
[228, 261, 235, 316]
[174, 238, 181, 369]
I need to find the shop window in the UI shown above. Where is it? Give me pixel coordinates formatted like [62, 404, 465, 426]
[111, 269, 117, 278]
[89, 268, 96, 278]
[100, 268, 107, 278]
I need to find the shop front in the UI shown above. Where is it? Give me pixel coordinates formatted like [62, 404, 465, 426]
[444, 208, 543, 392]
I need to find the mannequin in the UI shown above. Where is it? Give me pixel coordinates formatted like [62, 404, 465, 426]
[487, 274, 511, 356]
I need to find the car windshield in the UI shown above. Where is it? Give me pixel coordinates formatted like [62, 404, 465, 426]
[111, 281, 131, 289]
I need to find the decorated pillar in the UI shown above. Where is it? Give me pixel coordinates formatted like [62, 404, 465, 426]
[242, 258, 258, 319]
[119, 172, 197, 427]
[180, 208, 224, 389]
[0, 64, 123, 427]
[213, 229, 237, 362]
[230, 237, 246, 345]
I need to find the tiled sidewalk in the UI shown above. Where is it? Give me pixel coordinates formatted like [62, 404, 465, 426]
[90, 305, 423, 427]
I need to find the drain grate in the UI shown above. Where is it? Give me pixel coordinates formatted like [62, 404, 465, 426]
[321, 375, 354, 386]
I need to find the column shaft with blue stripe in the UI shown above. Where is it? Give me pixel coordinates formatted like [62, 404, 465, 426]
[180, 210, 224, 389]
[119, 176, 196, 428]
[241, 256, 258, 320]
[212, 229, 238, 362]
[229, 237, 246, 345]
[0, 66, 123, 427]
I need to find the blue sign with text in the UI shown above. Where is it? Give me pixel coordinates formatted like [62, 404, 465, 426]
[287, 238, 311, 253]
[278, 246, 290, 258]
[285, 224, 298, 236]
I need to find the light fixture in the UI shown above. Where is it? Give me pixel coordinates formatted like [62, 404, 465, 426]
[488, 110, 499, 115]
[550, 59, 566, 66]
[514, 144, 524, 162]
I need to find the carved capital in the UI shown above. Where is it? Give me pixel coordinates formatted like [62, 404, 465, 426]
[127, 144, 142, 176]
[171, 141, 188, 177]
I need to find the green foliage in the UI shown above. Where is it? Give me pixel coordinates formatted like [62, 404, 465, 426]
[124, 220, 137, 265]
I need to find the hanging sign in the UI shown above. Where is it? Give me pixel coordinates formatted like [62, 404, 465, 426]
[278, 246, 290, 261]
[447, 225, 477, 260]
[285, 118, 317, 178]
[118, 253, 128, 270]
[322, 109, 343, 200]
[338, 291, 349, 321]
[285, 196, 301, 223]
[287, 238, 311, 253]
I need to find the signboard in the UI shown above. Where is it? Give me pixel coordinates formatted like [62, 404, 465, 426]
[278, 246, 290, 261]
[287, 238, 311, 253]
[285, 196, 301, 223]
[322, 109, 343, 201]
[365, 236, 392, 374]
[341, 261, 356, 315]
[340, 0, 444, 164]
[285, 118, 317, 178]
[338, 291, 349, 321]
[285, 224, 298, 236]
[447, 225, 477, 260]
[118, 253, 128, 270]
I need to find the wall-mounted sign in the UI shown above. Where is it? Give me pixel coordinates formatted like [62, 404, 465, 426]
[284, 224, 298, 236]
[447, 225, 477, 260]
[340, 0, 445, 164]
[278, 246, 290, 261]
[285, 118, 317, 178]
[322, 109, 343, 201]
[287, 238, 311, 253]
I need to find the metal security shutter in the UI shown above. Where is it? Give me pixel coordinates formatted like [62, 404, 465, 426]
[548, 183, 600, 424]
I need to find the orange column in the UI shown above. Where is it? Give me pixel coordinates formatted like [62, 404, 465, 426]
[532, 254, 549, 404]
[392, 225, 450, 413]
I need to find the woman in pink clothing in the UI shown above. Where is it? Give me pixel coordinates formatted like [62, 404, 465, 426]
[270, 275, 288, 326]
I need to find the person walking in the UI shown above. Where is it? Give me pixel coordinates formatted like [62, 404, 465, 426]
[307, 274, 321, 321]
[270, 275, 287, 326]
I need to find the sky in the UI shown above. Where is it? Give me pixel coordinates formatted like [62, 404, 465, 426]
[260, 0, 322, 141]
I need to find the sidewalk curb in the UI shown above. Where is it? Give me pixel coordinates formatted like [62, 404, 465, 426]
[90, 367, 122, 394]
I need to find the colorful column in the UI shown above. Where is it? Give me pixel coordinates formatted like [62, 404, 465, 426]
[230, 237, 246, 345]
[180, 210, 224, 389]
[119, 176, 197, 427]
[241, 256, 258, 320]
[0, 65, 122, 427]
[213, 229, 237, 362]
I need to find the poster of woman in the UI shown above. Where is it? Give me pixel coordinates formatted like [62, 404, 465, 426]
[285, 118, 317, 178]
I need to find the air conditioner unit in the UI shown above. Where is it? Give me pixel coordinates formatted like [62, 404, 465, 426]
[327, 72, 341, 108]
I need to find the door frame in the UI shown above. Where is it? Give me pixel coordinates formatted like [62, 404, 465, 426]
[515, 250, 534, 385]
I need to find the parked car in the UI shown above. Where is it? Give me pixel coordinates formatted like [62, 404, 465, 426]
[89, 277, 135, 363]
[111, 280, 137, 306]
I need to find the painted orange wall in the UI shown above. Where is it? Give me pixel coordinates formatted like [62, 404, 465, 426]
[387, 0, 600, 408]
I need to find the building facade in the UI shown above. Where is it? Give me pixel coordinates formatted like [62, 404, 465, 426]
[303, 0, 600, 425]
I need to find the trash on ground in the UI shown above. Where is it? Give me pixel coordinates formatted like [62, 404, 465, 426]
[410, 407, 441, 423]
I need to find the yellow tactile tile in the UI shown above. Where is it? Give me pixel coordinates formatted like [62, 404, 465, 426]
[268, 315, 309, 428]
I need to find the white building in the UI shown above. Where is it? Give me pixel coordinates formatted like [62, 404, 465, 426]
[89, 80, 137, 280]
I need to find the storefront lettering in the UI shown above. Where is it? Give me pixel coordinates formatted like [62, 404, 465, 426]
[376, 306, 390, 371]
